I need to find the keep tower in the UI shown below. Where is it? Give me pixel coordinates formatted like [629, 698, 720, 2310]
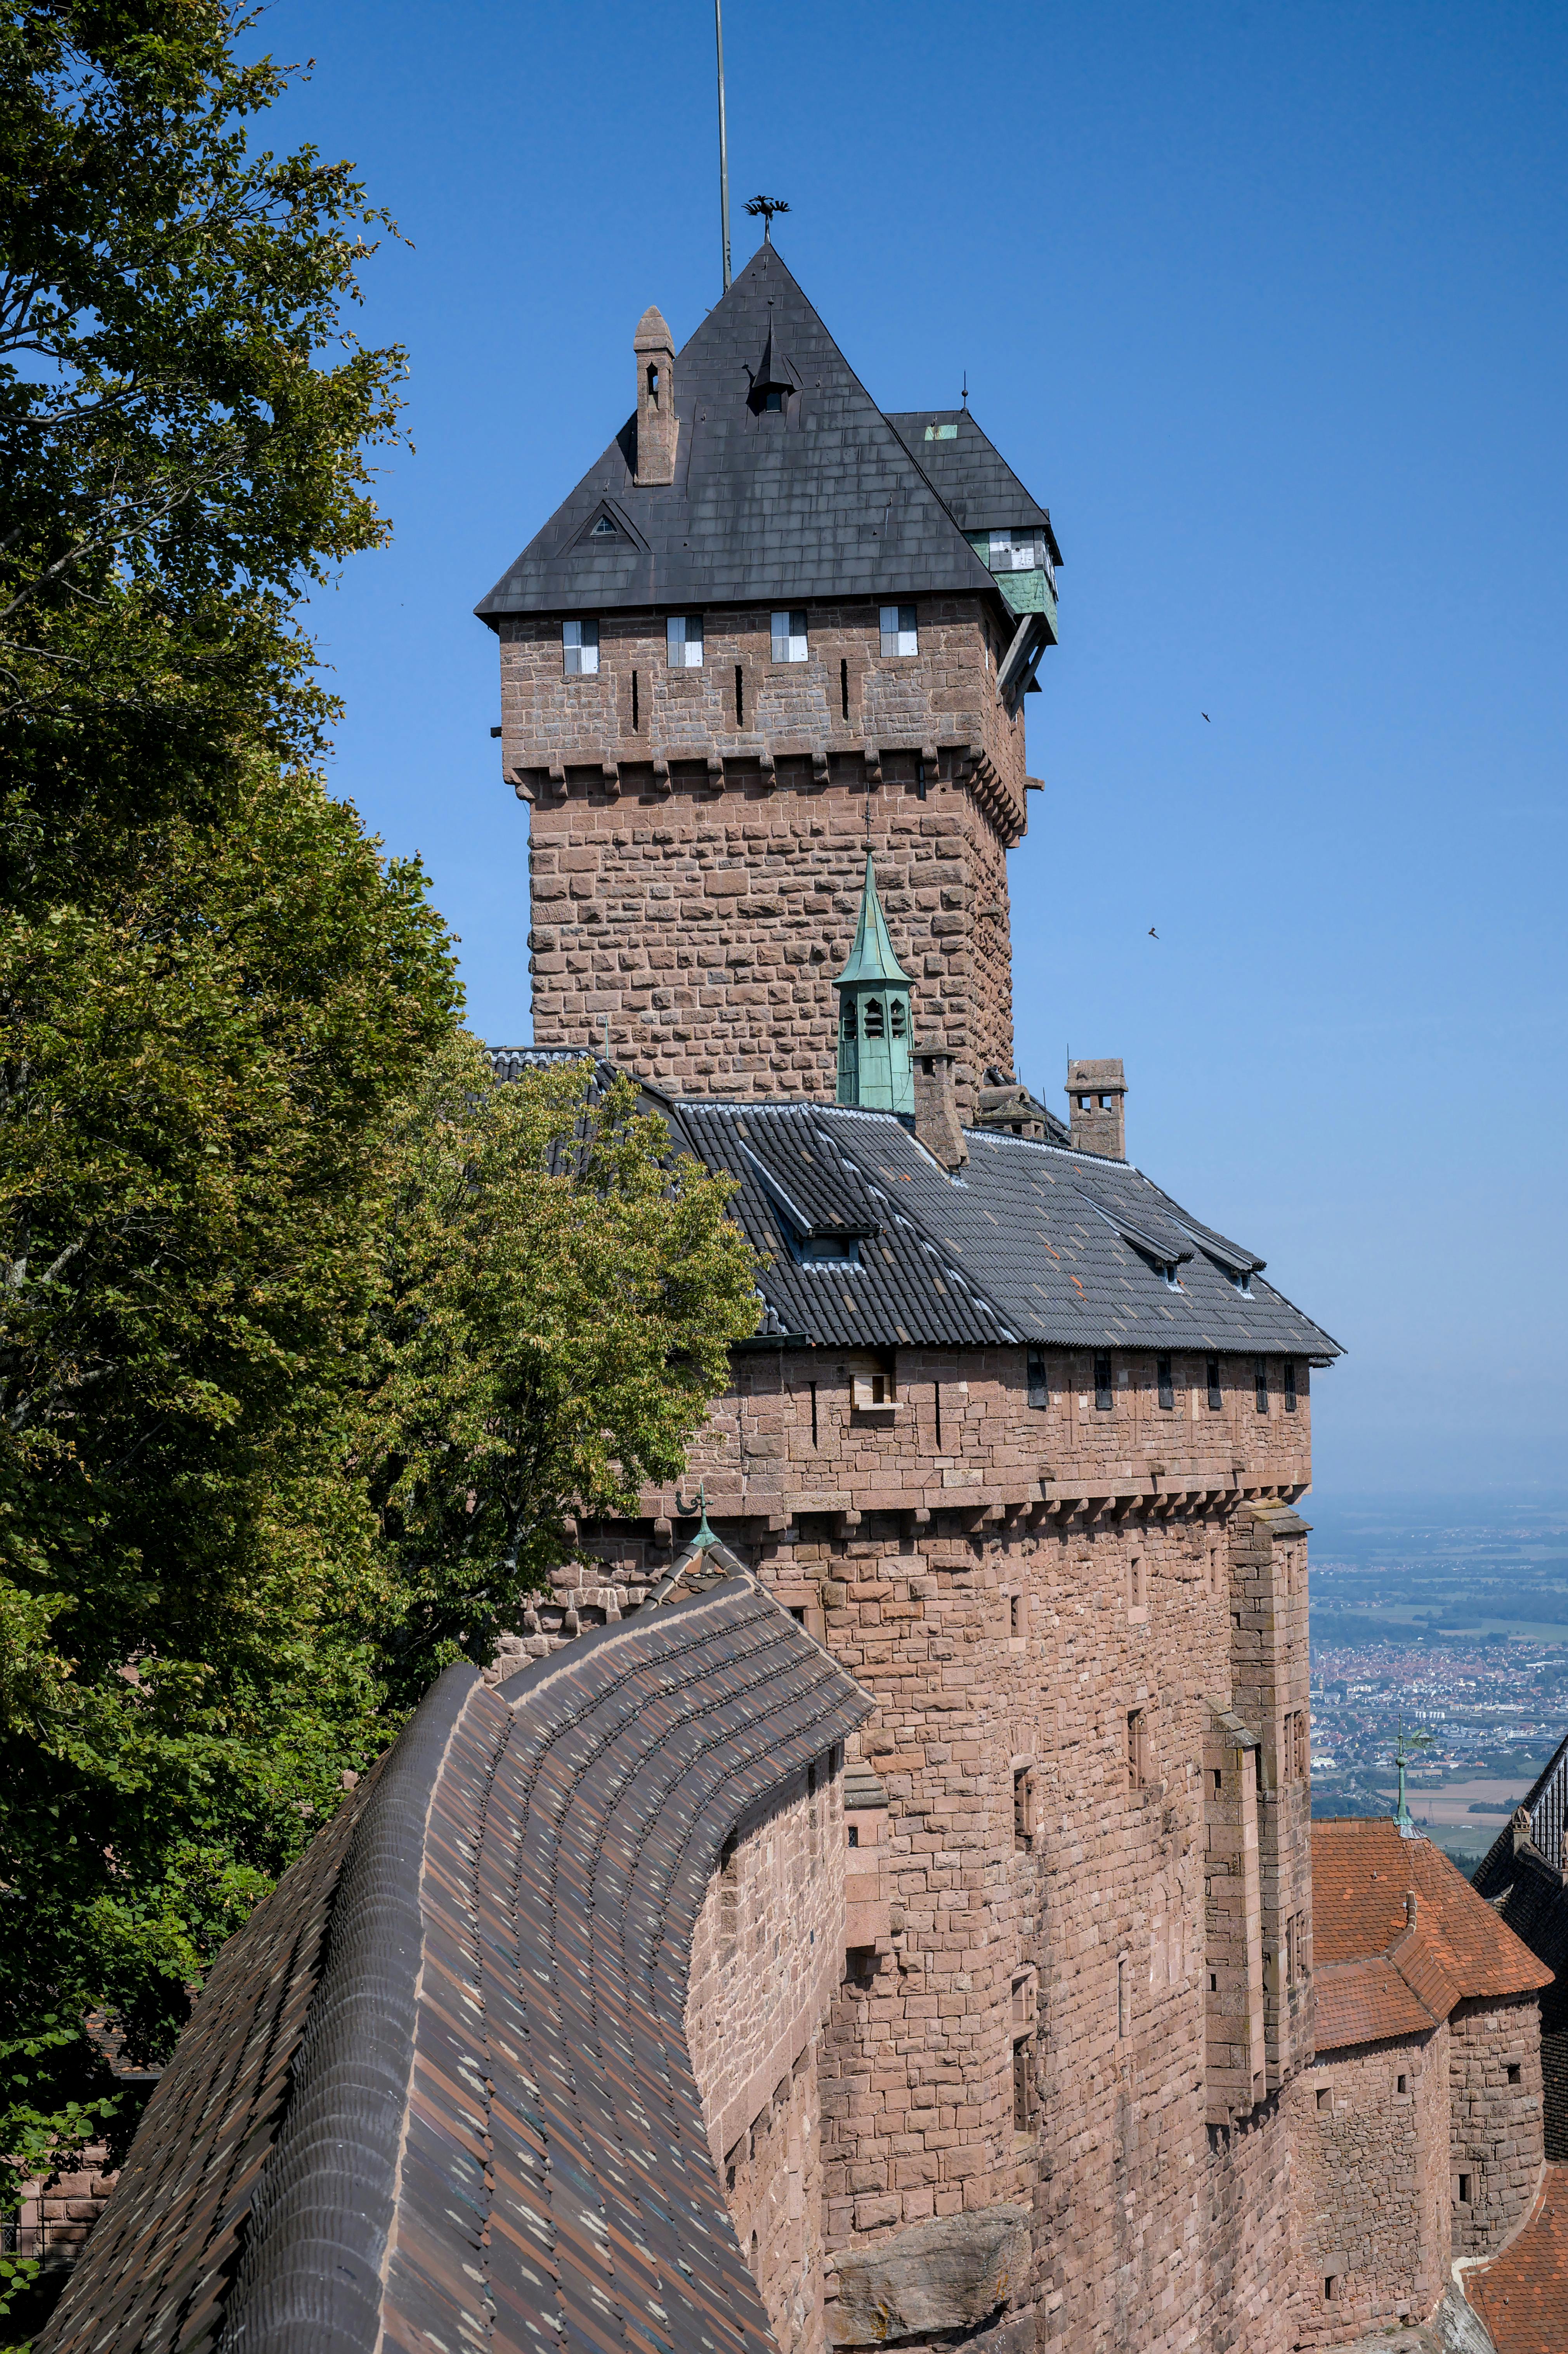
[476, 245, 1061, 1123]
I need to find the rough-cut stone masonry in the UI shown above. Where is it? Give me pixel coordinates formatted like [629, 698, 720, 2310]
[503, 599, 1024, 1119]
[688, 1760, 847, 2354]
[489, 1341, 1315, 2354]
[1289, 2031, 1451, 2344]
[1449, 1994, 1545, 2257]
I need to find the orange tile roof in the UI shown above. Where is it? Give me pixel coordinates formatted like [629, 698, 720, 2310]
[1310, 1819, 1550, 2052]
[1467, 2163, 1568, 2354]
[1314, 1956, 1446, 2049]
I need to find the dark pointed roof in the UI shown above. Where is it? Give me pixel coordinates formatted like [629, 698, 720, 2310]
[885, 408, 1060, 556]
[475, 244, 1004, 622]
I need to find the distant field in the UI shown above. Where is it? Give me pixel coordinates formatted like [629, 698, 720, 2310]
[1372, 1777, 1530, 1826]
[1313, 1601, 1568, 1645]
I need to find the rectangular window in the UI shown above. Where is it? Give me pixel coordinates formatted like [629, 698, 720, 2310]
[563, 617, 599, 676]
[1127, 1709, 1148, 1789]
[989, 529, 1034, 572]
[1207, 1356, 1222, 1411]
[1316, 2086, 1330, 2111]
[1157, 1355, 1174, 1411]
[1013, 1766, 1035, 1850]
[1398, 2072, 1408, 2094]
[879, 603, 918, 656]
[1458, 2173, 1473, 2205]
[1255, 1358, 1269, 1415]
[1027, 1347, 1049, 1409]
[1127, 1557, 1147, 1621]
[1013, 2036, 1034, 2128]
[1284, 1358, 1297, 1412]
[1508, 2062, 1522, 2085]
[1094, 1354, 1113, 1411]
[666, 613, 703, 667]
[772, 608, 808, 661]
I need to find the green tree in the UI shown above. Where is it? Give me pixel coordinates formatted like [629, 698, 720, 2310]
[356, 1042, 760, 1699]
[0, 13, 761, 2312]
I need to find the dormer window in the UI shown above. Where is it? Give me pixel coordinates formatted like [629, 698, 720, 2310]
[989, 529, 1035, 572]
[763, 387, 784, 411]
[772, 609, 808, 662]
[589, 515, 617, 538]
[798, 1233, 860, 1265]
[666, 613, 704, 669]
[563, 618, 599, 677]
[924, 420, 958, 441]
[880, 604, 918, 656]
[1234, 1268, 1254, 1298]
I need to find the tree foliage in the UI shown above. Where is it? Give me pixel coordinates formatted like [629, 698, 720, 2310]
[0, 4, 760, 2312]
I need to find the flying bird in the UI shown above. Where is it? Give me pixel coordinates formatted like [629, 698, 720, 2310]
[1201, 711, 1210, 722]
[1148, 927, 1159, 939]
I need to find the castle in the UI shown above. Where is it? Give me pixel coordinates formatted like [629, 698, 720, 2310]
[37, 250, 1559, 2354]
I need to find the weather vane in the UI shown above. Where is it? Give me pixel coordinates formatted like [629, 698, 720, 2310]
[745, 194, 791, 242]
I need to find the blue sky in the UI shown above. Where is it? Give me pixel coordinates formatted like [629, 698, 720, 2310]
[262, 2, 1567, 1502]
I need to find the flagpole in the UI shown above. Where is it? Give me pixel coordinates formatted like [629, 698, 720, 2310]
[715, 0, 732, 291]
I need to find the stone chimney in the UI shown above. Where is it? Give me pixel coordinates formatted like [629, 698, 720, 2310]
[633, 305, 676, 486]
[1067, 1058, 1126, 1159]
[913, 1048, 968, 1171]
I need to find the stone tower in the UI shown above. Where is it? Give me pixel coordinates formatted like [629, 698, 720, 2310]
[476, 244, 1060, 1124]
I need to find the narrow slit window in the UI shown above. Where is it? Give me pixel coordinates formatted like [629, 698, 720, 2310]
[667, 613, 704, 668]
[563, 617, 599, 677]
[1117, 1952, 1130, 2038]
[879, 603, 918, 656]
[1013, 2036, 1034, 2128]
[1157, 1355, 1174, 1411]
[1126, 1708, 1147, 1789]
[1094, 1354, 1113, 1411]
[841, 656, 850, 720]
[631, 670, 640, 730]
[1013, 1766, 1034, 1850]
[735, 663, 745, 723]
[1207, 1356, 1222, 1411]
[1284, 1358, 1297, 1412]
[772, 608, 808, 662]
[1255, 1358, 1269, 1414]
[1027, 1347, 1049, 1409]
[809, 1380, 819, 1448]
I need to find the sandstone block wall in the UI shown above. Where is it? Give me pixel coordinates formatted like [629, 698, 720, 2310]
[486, 1338, 1316, 2353]
[501, 598, 1027, 1119]
[687, 1758, 848, 2354]
[1448, 1993, 1544, 2257]
[1289, 2031, 1450, 2345]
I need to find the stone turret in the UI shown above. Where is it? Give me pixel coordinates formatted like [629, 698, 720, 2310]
[834, 856, 914, 1117]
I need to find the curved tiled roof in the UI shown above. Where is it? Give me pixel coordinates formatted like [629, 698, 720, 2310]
[39, 1583, 872, 2354]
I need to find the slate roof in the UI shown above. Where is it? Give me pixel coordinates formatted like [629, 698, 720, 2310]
[474, 245, 1013, 623]
[667, 1097, 1341, 1359]
[1311, 1818, 1550, 2053]
[1477, 1730, 1568, 1886]
[1467, 2165, 1568, 2354]
[38, 1582, 871, 2354]
[883, 409, 1060, 551]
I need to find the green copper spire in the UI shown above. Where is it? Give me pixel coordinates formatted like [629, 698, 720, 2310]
[834, 856, 915, 1116]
